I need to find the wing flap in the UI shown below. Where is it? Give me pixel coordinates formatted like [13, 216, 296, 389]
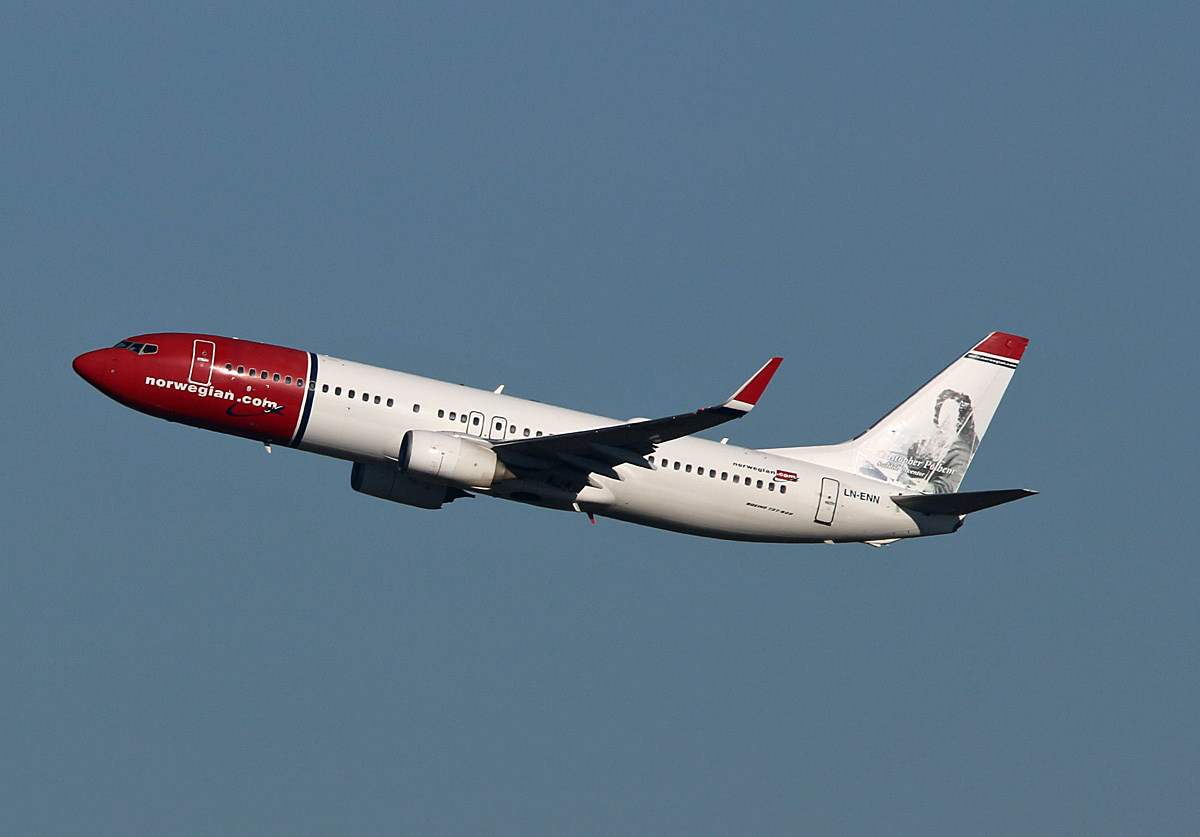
[557, 452, 622, 480]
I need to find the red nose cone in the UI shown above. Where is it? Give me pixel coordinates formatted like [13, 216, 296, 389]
[73, 349, 114, 389]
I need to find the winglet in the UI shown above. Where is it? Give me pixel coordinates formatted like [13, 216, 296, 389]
[724, 357, 783, 412]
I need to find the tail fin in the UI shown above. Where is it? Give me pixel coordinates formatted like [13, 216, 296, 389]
[764, 333, 1028, 494]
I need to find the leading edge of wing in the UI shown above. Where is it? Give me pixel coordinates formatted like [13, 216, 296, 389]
[492, 357, 783, 474]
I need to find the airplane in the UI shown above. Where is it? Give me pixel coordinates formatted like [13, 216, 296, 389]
[72, 331, 1035, 545]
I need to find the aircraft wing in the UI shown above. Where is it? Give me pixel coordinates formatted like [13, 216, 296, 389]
[491, 357, 782, 480]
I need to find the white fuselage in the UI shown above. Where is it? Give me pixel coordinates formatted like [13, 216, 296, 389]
[298, 355, 947, 543]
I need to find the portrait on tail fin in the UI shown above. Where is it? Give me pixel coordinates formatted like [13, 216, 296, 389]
[855, 387, 980, 493]
[900, 388, 978, 493]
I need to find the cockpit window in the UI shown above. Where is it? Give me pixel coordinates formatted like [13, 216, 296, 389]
[113, 341, 157, 354]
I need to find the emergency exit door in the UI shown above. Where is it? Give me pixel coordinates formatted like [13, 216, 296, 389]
[467, 411, 485, 437]
[489, 416, 508, 441]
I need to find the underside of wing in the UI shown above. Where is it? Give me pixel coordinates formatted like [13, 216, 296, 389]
[491, 357, 782, 483]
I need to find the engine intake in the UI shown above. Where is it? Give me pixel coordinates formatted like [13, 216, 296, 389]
[399, 430, 514, 489]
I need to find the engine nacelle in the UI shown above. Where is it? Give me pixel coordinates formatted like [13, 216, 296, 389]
[350, 462, 456, 509]
[399, 429, 514, 489]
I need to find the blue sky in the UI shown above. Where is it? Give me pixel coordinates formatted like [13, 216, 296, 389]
[3, 2, 1197, 833]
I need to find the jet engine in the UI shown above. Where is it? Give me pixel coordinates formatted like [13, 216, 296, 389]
[399, 429, 514, 489]
[350, 462, 462, 509]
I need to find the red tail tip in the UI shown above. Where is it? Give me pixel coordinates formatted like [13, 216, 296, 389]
[972, 333, 1028, 361]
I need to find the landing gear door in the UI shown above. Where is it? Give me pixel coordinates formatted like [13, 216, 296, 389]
[189, 339, 216, 385]
[815, 477, 839, 525]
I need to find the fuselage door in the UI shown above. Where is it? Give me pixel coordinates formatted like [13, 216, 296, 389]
[189, 339, 216, 385]
[489, 416, 508, 441]
[815, 477, 839, 525]
[467, 411, 485, 437]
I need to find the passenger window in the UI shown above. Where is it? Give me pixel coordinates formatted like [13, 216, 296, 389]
[238, 366, 245, 375]
[509, 425, 516, 433]
[285, 376, 292, 384]
[309, 381, 316, 390]
[273, 373, 280, 382]
[536, 431, 543, 437]
[733, 475, 740, 484]
[225, 363, 233, 371]
[648, 456, 655, 464]
[523, 428, 530, 437]
[448, 412, 456, 420]
[297, 379, 304, 387]
[335, 387, 341, 395]
[721, 472, 727, 480]
[685, 464, 692, 473]
[710, 470, 716, 478]
[261, 371, 268, 379]
[756, 480, 763, 488]
[249, 369, 256, 377]
[495, 420, 503, 431]
[768, 483, 775, 491]
[779, 485, 787, 494]
[322, 384, 329, 393]
[674, 462, 681, 470]
[473, 416, 480, 426]
[438, 409, 445, 418]
[461, 415, 467, 423]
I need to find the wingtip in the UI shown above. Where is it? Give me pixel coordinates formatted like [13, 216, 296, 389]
[726, 357, 783, 410]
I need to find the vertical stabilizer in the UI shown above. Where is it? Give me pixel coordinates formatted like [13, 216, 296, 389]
[764, 333, 1028, 494]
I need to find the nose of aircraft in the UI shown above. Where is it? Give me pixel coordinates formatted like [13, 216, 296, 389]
[72, 348, 115, 389]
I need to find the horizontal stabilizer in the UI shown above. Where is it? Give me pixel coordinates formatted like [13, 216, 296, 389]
[892, 488, 1037, 516]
